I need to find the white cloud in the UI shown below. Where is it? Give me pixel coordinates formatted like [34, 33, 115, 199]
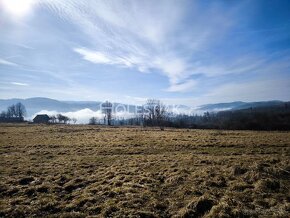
[0, 58, 18, 66]
[31, 108, 137, 124]
[11, 82, 29, 86]
[39, 0, 238, 92]
[153, 56, 190, 84]
[31, 109, 102, 124]
[166, 80, 197, 92]
[44, 0, 289, 95]
[74, 48, 112, 64]
[74, 47, 137, 67]
[2, 0, 289, 101]
[190, 55, 290, 77]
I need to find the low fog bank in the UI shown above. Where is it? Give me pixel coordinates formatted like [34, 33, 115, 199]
[30, 109, 137, 124]
[29, 107, 201, 124]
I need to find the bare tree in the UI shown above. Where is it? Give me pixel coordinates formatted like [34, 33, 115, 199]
[15, 102, 26, 118]
[102, 101, 113, 125]
[49, 115, 57, 123]
[0, 103, 26, 121]
[89, 117, 97, 125]
[0, 111, 7, 118]
[7, 104, 16, 118]
[155, 101, 166, 129]
[56, 114, 69, 124]
[145, 99, 156, 125]
[144, 99, 167, 129]
[56, 114, 63, 123]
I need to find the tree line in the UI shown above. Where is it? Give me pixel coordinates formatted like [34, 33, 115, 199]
[48, 114, 77, 124]
[0, 103, 26, 122]
[1, 100, 289, 130]
[90, 99, 290, 131]
[89, 99, 167, 128]
[0, 103, 78, 124]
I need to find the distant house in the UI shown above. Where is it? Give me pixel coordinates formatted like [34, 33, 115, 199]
[33, 114, 50, 124]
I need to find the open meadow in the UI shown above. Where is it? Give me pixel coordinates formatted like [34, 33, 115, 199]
[0, 124, 289, 217]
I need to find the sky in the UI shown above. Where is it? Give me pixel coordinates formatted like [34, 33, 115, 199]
[0, 0, 290, 106]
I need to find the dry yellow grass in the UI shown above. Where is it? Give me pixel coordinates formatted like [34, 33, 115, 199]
[0, 124, 289, 217]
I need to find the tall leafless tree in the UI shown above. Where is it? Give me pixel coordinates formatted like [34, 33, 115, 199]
[15, 102, 26, 118]
[155, 101, 166, 128]
[145, 99, 157, 125]
[49, 115, 57, 123]
[7, 104, 16, 118]
[102, 101, 113, 125]
[144, 99, 167, 128]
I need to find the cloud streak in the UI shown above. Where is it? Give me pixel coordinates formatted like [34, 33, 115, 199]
[203, 79, 290, 103]
[166, 80, 197, 93]
[11, 82, 29, 86]
[39, 0, 239, 92]
[0, 58, 18, 66]
[41, 0, 288, 94]
[1, 0, 289, 103]
[32, 108, 136, 124]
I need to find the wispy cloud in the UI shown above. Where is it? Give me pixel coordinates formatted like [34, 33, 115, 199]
[1, 0, 289, 103]
[203, 79, 290, 103]
[74, 48, 112, 64]
[0, 58, 18, 66]
[40, 0, 238, 91]
[32, 108, 135, 124]
[74, 47, 133, 67]
[42, 0, 289, 95]
[166, 80, 197, 92]
[11, 82, 29, 86]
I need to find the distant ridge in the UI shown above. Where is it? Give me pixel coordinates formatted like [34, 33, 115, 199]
[0, 97, 102, 116]
[0, 97, 136, 117]
[198, 100, 287, 111]
[0, 97, 289, 117]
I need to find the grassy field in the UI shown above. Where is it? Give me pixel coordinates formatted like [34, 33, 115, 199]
[0, 124, 289, 217]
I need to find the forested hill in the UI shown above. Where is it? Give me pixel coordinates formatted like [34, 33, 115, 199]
[166, 103, 290, 130]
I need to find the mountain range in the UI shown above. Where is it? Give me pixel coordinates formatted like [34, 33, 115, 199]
[0, 97, 289, 118]
[197, 100, 288, 111]
[0, 98, 140, 117]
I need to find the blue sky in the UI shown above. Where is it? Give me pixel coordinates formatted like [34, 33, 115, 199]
[0, 0, 290, 106]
